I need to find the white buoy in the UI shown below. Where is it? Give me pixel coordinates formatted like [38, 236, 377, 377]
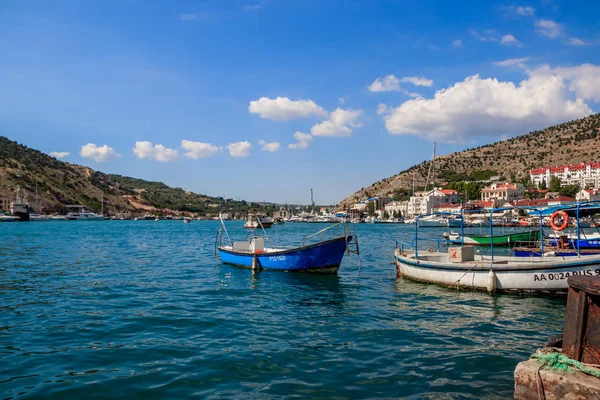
[487, 270, 497, 294]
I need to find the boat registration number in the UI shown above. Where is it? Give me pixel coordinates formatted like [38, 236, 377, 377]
[533, 269, 600, 282]
[269, 256, 287, 261]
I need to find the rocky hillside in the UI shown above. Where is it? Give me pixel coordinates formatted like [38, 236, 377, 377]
[339, 113, 600, 208]
[0, 136, 251, 215]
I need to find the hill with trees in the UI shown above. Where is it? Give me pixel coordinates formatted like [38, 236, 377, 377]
[0, 136, 270, 216]
[338, 113, 600, 208]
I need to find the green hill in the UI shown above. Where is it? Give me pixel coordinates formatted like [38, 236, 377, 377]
[0, 136, 255, 215]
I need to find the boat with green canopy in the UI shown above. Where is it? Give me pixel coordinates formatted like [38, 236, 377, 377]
[443, 229, 541, 246]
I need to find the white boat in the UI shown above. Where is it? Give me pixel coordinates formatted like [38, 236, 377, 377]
[395, 204, 600, 294]
[394, 246, 600, 294]
[30, 213, 52, 221]
[65, 204, 104, 220]
[0, 215, 17, 222]
[417, 215, 448, 227]
[244, 214, 273, 228]
[183, 217, 191, 224]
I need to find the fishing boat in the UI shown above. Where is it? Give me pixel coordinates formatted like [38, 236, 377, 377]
[244, 213, 273, 228]
[513, 247, 600, 257]
[183, 217, 191, 224]
[444, 229, 541, 246]
[216, 215, 359, 273]
[394, 206, 600, 294]
[418, 215, 449, 227]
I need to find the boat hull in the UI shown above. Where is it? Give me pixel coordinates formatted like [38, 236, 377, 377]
[218, 236, 350, 273]
[450, 230, 540, 246]
[394, 248, 600, 293]
[548, 237, 600, 249]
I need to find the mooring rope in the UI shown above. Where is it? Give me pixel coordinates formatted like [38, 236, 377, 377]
[531, 351, 600, 378]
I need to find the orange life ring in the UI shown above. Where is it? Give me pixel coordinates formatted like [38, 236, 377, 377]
[550, 210, 569, 231]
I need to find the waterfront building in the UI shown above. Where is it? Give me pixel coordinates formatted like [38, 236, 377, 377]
[576, 189, 600, 202]
[530, 162, 600, 188]
[405, 188, 461, 218]
[385, 201, 408, 217]
[480, 182, 524, 202]
[432, 202, 462, 214]
[0, 197, 10, 212]
[273, 209, 291, 219]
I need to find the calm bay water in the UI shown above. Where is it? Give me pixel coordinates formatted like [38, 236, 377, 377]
[1, 221, 566, 399]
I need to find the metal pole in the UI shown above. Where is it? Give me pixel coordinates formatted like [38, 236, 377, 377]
[415, 215, 419, 258]
[577, 202, 581, 257]
[490, 208, 494, 263]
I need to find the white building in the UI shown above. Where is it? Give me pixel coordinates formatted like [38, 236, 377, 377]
[480, 182, 524, 202]
[405, 188, 461, 218]
[576, 189, 600, 202]
[530, 162, 600, 188]
[385, 201, 409, 217]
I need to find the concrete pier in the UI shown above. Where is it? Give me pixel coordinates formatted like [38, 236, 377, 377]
[514, 276, 600, 399]
[514, 358, 600, 399]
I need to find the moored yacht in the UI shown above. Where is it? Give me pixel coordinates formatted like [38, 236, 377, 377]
[65, 205, 104, 221]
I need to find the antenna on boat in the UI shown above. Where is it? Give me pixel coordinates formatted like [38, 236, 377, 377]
[311, 189, 315, 215]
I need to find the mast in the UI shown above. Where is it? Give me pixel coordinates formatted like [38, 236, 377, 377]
[311, 189, 314, 215]
[424, 142, 436, 192]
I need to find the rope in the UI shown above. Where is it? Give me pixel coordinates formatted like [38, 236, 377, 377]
[531, 351, 600, 378]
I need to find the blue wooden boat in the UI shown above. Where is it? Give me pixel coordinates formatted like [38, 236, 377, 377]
[513, 247, 600, 257]
[216, 216, 359, 274]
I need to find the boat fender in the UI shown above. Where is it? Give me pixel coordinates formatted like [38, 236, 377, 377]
[543, 252, 558, 257]
[487, 270, 497, 294]
[549, 210, 569, 232]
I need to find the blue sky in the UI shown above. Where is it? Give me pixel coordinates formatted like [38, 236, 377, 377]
[1, 1, 599, 204]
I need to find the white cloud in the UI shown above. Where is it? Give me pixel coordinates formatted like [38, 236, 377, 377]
[288, 132, 313, 150]
[249, 96, 327, 121]
[258, 140, 280, 152]
[553, 64, 600, 102]
[376, 104, 388, 115]
[500, 34, 522, 47]
[179, 14, 197, 20]
[80, 143, 120, 163]
[49, 151, 69, 159]
[368, 75, 401, 92]
[311, 108, 363, 137]
[469, 29, 499, 42]
[382, 69, 593, 143]
[516, 6, 535, 16]
[401, 76, 434, 87]
[368, 75, 433, 92]
[242, 1, 265, 10]
[132, 141, 178, 162]
[536, 19, 562, 38]
[494, 57, 531, 68]
[181, 140, 219, 159]
[566, 38, 588, 46]
[338, 95, 349, 105]
[226, 141, 252, 157]
[452, 39, 463, 48]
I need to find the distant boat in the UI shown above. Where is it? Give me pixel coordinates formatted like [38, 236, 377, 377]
[444, 229, 541, 246]
[0, 214, 17, 222]
[216, 216, 359, 274]
[244, 214, 273, 228]
[10, 186, 30, 222]
[417, 215, 448, 227]
[65, 205, 104, 221]
[183, 217, 191, 224]
[547, 232, 600, 249]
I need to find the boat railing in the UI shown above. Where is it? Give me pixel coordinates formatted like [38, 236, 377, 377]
[413, 212, 466, 258]
[301, 222, 354, 247]
[397, 238, 455, 255]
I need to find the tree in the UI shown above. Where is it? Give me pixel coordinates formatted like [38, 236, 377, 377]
[559, 185, 579, 199]
[538, 180, 547, 190]
[367, 201, 375, 216]
[549, 176, 562, 192]
[383, 210, 390, 219]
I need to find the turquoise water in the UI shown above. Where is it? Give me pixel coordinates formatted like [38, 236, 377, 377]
[1, 221, 566, 399]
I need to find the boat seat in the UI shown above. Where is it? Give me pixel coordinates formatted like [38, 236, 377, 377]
[250, 237, 265, 253]
[233, 241, 250, 252]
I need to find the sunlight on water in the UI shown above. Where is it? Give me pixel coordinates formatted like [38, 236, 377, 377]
[0, 221, 565, 399]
